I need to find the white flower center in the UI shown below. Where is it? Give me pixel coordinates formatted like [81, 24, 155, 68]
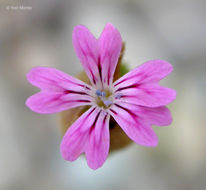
[95, 90, 113, 109]
[94, 89, 123, 109]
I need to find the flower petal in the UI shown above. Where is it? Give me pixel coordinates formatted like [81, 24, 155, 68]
[114, 60, 173, 88]
[60, 107, 110, 170]
[98, 23, 122, 86]
[72, 25, 101, 86]
[26, 67, 93, 113]
[115, 83, 176, 107]
[60, 107, 99, 161]
[26, 91, 92, 114]
[114, 60, 176, 107]
[27, 66, 91, 91]
[72, 24, 122, 88]
[85, 111, 110, 170]
[138, 106, 172, 126]
[109, 104, 158, 146]
[112, 102, 172, 126]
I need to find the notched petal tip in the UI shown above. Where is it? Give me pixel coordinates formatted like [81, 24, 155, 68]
[25, 93, 55, 114]
[151, 106, 173, 127]
[144, 59, 173, 69]
[25, 95, 42, 114]
[59, 108, 110, 170]
[26, 66, 43, 87]
[86, 160, 104, 170]
[103, 23, 117, 31]
[140, 137, 158, 147]
[60, 143, 79, 162]
[72, 24, 90, 37]
[144, 59, 174, 78]
[165, 87, 177, 105]
[101, 23, 122, 41]
[132, 131, 158, 147]
[25, 96, 33, 111]
[98, 23, 122, 85]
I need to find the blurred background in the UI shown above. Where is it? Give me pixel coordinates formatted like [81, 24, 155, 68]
[1, 0, 206, 189]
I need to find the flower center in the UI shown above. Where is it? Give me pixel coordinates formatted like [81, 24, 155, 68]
[95, 90, 113, 109]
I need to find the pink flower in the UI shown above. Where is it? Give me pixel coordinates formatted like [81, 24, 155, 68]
[26, 23, 176, 170]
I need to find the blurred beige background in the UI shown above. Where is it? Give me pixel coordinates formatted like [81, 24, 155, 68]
[0, 0, 206, 190]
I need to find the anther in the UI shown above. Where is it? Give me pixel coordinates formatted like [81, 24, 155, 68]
[103, 100, 113, 107]
[96, 90, 103, 97]
[115, 93, 123, 99]
[101, 91, 106, 97]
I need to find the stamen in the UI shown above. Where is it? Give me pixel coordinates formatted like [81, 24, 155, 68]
[95, 89, 113, 108]
[115, 93, 123, 99]
[96, 90, 102, 96]
[101, 91, 106, 97]
[103, 100, 113, 107]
